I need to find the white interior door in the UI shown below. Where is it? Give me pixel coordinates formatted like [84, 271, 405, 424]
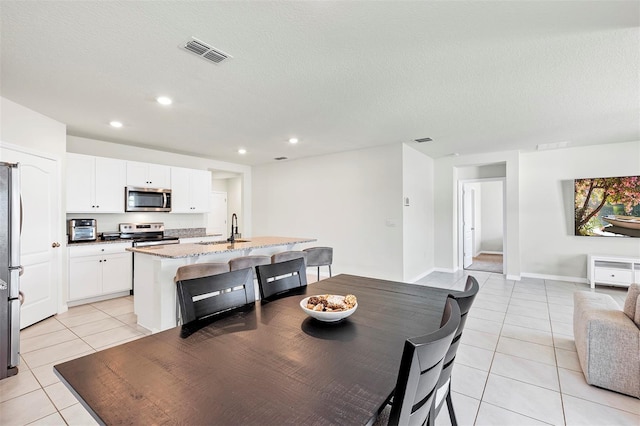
[207, 191, 227, 236]
[2, 147, 59, 328]
[463, 186, 475, 268]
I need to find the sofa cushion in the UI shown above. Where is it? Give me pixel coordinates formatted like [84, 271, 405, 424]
[623, 283, 640, 321]
[635, 296, 640, 327]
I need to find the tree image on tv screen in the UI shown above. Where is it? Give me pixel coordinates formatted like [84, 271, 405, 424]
[575, 176, 640, 237]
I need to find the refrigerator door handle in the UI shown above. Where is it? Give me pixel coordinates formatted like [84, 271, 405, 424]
[10, 165, 21, 267]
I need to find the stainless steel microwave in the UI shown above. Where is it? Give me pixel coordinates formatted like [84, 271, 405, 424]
[125, 187, 172, 212]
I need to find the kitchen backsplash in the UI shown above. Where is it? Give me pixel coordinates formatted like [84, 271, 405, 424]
[65, 212, 207, 234]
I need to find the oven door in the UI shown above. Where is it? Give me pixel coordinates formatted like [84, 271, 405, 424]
[125, 187, 171, 212]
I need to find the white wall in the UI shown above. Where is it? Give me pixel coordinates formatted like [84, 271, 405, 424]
[67, 136, 252, 235]
[480, 180, 503, 253]
[519, 141, 640, 281]
[402, 144, 435, 281]
[253, 143, 404, 281]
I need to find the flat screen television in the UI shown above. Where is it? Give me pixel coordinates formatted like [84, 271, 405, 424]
[574, 175, 640, 237]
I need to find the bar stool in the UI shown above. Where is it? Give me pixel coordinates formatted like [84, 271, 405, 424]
[270, 251, 307, 265]
[303, 247, 333, 282]
[229, 255, 271, 301]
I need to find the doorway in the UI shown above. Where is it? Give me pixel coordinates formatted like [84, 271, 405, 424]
[460, 179, 505, 274]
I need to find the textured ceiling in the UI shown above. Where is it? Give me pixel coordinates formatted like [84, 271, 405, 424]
[1, 1, 638, 165]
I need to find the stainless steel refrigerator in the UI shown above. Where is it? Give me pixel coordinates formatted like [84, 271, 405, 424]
[0, 162, 21, 380]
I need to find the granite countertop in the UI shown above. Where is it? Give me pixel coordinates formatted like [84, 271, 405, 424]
[126, 236, 316, 259]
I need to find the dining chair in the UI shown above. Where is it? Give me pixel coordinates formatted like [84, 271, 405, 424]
[174, 263, 231, 325]
[228, 255, 271, 301]
[255, 257, 307, 301]
[430, 275, 480, 426]
[175, 267, 255, 328]
[270, 250, 308, 265]
[302, 247, 333, 282]
[380, 298, 461, 426]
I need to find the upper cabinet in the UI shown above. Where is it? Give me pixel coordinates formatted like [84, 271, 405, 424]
[67, 153, 125, 213]
[126, 161, 171, 189]
[170, 167, 212, 213]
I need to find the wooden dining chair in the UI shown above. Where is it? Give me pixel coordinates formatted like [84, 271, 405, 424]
[380, 298, 461, 426]
[255, 257, 307, 301]
[229, 255, 271, 301]
[303, 247, 333, 282]
[175, 267, 255, 328]
[430, 275, 480, 426]
[174, 263, 231, 325]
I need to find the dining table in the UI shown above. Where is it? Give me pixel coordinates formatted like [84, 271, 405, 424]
[53, 274, 453, 425]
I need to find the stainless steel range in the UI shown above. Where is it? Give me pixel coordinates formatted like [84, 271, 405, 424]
[120, 223, 179, 295]
[119, 223, 180, 247]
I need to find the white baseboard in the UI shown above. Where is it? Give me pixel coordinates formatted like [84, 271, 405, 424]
[521, 272, 588, 284]
[478, 251, 503, 255]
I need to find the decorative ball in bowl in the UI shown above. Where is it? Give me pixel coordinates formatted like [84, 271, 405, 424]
[300, 294, 358, 322]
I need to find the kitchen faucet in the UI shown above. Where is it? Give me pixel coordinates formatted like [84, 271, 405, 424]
[228, 213, 238, 243]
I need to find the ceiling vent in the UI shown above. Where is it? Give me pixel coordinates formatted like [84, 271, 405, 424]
[182, 37, 231, 64]
[414, 137, 433, 143]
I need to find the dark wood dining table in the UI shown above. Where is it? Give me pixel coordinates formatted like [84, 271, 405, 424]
[54, 274, 452, 425]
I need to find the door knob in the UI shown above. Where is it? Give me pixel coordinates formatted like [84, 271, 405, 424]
[51, 242, 60, 248]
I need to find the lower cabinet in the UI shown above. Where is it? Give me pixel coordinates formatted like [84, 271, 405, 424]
[588, 254, 640, 289]
[68, 243, 132, 303]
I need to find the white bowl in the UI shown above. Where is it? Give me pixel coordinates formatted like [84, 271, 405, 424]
[300, 295, 358, 322]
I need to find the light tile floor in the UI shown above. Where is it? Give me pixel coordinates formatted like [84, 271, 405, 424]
[1, 272, 638, 425]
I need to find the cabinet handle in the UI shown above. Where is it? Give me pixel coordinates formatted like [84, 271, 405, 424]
[51, 242, 60, 248]
[99, 260, 102, 263]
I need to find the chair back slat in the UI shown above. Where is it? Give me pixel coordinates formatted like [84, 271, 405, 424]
[176, 267, 254, 325]
[388, 299, 461, 426]
[256, 258, 307, 300]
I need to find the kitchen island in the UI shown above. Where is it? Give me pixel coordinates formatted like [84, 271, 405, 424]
[127, 236, 316, 332]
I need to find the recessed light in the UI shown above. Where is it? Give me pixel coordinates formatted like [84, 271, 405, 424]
[238, 148, 247, 155]
[156, 96, 172, 106]
[110, 121, 123, 128]
[289, 138, 299, 144]
[414, 137, 433, 143]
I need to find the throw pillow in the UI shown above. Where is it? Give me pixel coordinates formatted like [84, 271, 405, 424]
[623, 282, 640, 320]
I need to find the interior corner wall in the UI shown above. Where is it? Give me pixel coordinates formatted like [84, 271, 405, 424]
[402, 144, 434, 282]
[519, 140, 640, 280]
[252, 144, 404, 281]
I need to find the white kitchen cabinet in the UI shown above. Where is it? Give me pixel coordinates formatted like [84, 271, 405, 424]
[67, 153, 125, 213]
[126, 161, 171, 189]
[170, 167, 212, 213]
[68, 243, 132, 303]
[588, 254, 640, 289]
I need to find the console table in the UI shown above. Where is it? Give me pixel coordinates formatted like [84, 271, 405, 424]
[588, 254, 640, 289]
